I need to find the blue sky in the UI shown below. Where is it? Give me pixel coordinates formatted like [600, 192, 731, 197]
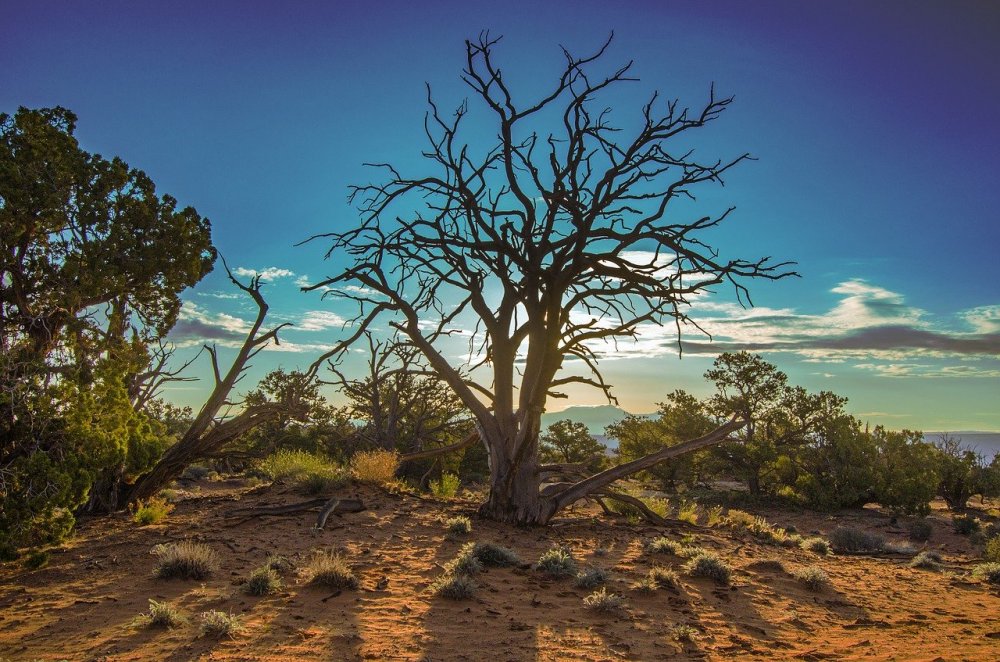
[3, 1, 998, 431]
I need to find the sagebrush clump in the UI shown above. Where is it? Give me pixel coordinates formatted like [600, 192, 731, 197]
[908, 519, 933, 542]
[536, 545, 577, 578]
[983, 535, 1000, 563]
[305, 551, 358, 589]
[431, 573, 477, 599]
[257, 450, 345, 493]
[793, 565, 829, 591]
[971, 562, 1000, 584]
[800, 537, 831, 555]
[200, 610, 243, 637]
[645, 537, 681, 556]
[471, 541, 520, 567]
[444, 543, 484, 576]
[953, 514, 981, 535]
[152, 541, 219, 580]
[684, 551, 731, 585]
[573, 567, 608, 589]
[444, 515, 472, 537]
[137, 599, 185, 628]
[909, 550, 943, 570]
[633, 566, 678, 592]
[829, 527, 885, 553]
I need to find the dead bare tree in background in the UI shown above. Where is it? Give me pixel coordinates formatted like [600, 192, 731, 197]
[306, 34, 794, 524]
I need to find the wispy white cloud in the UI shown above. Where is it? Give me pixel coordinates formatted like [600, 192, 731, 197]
[295, 310, 348, 332]
[233, 266, 295, 280]
[168, 301, 331, 354]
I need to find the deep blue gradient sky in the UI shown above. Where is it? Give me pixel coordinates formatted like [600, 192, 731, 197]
[4, 1, 998, 431]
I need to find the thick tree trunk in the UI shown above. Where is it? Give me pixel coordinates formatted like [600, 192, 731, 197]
[478, 458, 555, 524]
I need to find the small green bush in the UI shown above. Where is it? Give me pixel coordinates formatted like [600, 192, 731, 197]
[23, 550, 49, 570]
[471, 541, 520, 567]
[431, 573, 476, 599]
[800, 537, 831, 555]
[971, 562, 1000, 584]
[430, 472, 460, 498]
[133, 497, 173, 525]
[305, 551, 358, 589]
[536, 546, 577, 578]
[152, 541, 219, 580]
[983, 535, 1000, 563]
[907, 519, 933, 542]
[200, 610, 243, 637]
[953, 514, 981, 535]
[645, 537, 681, 556]
[444, 515, 472, 537]
[671, 624, 699, 642]
[573, 567, 608, 589]
[684, 552, 732, 585]
[909, 550, 943, 570]
[582, 587, 626, 612]
[829, 527, 885, 553]
[258, 450, 345, 493]
[793, 565, 829, 591]
[138, 599, 185, 628]
[243, 566, 282, 596]
[632, 566, 678, 592]
[445, 542, 484, 576]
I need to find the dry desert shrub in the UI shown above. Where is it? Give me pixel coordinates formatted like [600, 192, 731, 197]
[444, 543, 484, 576]
[908, 519, 933, 542]
[583, 587, 626, 613]
[471, 541, 521, 567]
[801, 537, 832, 555]
[536, 545, 578, 578]
[632, 566, 678, 592]
[350, 449, 400, 484]
[645, 537, 681, 556]
[431, 573, 477, 599]
[136, 599, 185, 628]
[258, 450, 346, 494]
[793, 565, 829, 591]
[829, 527, 885, 553]
[152, 541, 219, 580]
[573, 567, 609, 589]
[243, 566, 282, 595]
[305, 551, 358, 589]
[200, 610, 243, 637]
[444, 515, 472, 537]
[953, 514, 981, 535]
[671, 624, 699, 642]
[983, 535, 1000, 563]
[684, 551, 732, 585]
[972, 562, 1000, 584]
[909, 550, 943, 570]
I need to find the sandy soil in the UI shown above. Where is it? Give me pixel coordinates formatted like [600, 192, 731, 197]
[1, 479, 999, 661]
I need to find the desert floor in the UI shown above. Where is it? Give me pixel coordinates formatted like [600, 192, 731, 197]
[2, 478, 999, 661]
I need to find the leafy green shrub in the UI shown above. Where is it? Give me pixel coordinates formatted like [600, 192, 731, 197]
[573, 567, 608, 589]
[684, 552, 732, 585]
[137, 599, 185, 628]
[152, 541, 219, 579]
[983, 535, 1000, 563]
[23, 550, 50, 570]
[444, 516, 472, 537]
[471, 541, 520, 567]
[952, 514, 981, 535]
[909, 551, 943, 570]
[200, 610, 243, 637]
[431, 573, 476, 599]
[871, 427, 939, 517]
[829, 527, 885, 553]
[133, 497, 173, 525]
[972, 562, 1000, 583]
[582, 587, 626, 613]
[638, 566, 678, 592]
[677, 499, 699, 525]
[430, 472, 460, 497]
[908, 519, 933, 542]
[305, 551, 358, 589]
[257, 450, 345, 493]
[671, 624, 699, 642]
[793, 565, 828, 591]
[243, 566, 282, 596]
[536, 546, 577, 578]
[350, 449, 399, 485]
[645, 537, 681, 556]
[800, 537, 831, 555]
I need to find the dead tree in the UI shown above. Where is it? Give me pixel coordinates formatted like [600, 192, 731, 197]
[90, 262, 305, 510]
[306, 34, 794, 524]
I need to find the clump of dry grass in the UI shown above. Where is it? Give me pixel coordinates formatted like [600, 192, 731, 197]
[133, 497, 173, 525]
[536, 545, 578, 578]
[350, 449, 399, 484]
[909, 550, 943, 570]
[200, 610, 243, 637]
[444, 542, 484, 576]
[645, 537, 681, 556]
[829, 526, 885, 553]
[304, 551, 358, 589]
[800, 537, 832, 555]
[430, 573, 477, 599]
[444, 515, 472, 537]
[136, 599, 185, 628]
[671, 624, 699, 642]
[793, 565, 829, 591]
[583, 587, 626, 613]
[265, 554, 295, 573]
[243, 566, 282, 595]
[632, 566, 679, 593]
[971, 562, 1000, 584]
[574, 567, 609, 589]
[152, 541, 219, 579]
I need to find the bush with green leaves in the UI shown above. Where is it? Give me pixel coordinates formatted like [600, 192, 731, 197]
[908, 519, 933, 542]
[684, 551, 732, 585]
[971, 562, 1000, 584]
[444, 515, 472, 537]
[137, 599, 185, 628]
[257, 450, 345, 494]
[200, 610, 243, 637]
[952, 514, 981, 535]
[536, 546, 578, 578]
[133, 497, 173, 525]
[983, 535, 1000, 563]
[800, 537, 831, 555]
[430, 472, 460, 497]
[574, 567, 608, 589]
[152, 541, 219, 579]
[671, 624, 699, 642]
